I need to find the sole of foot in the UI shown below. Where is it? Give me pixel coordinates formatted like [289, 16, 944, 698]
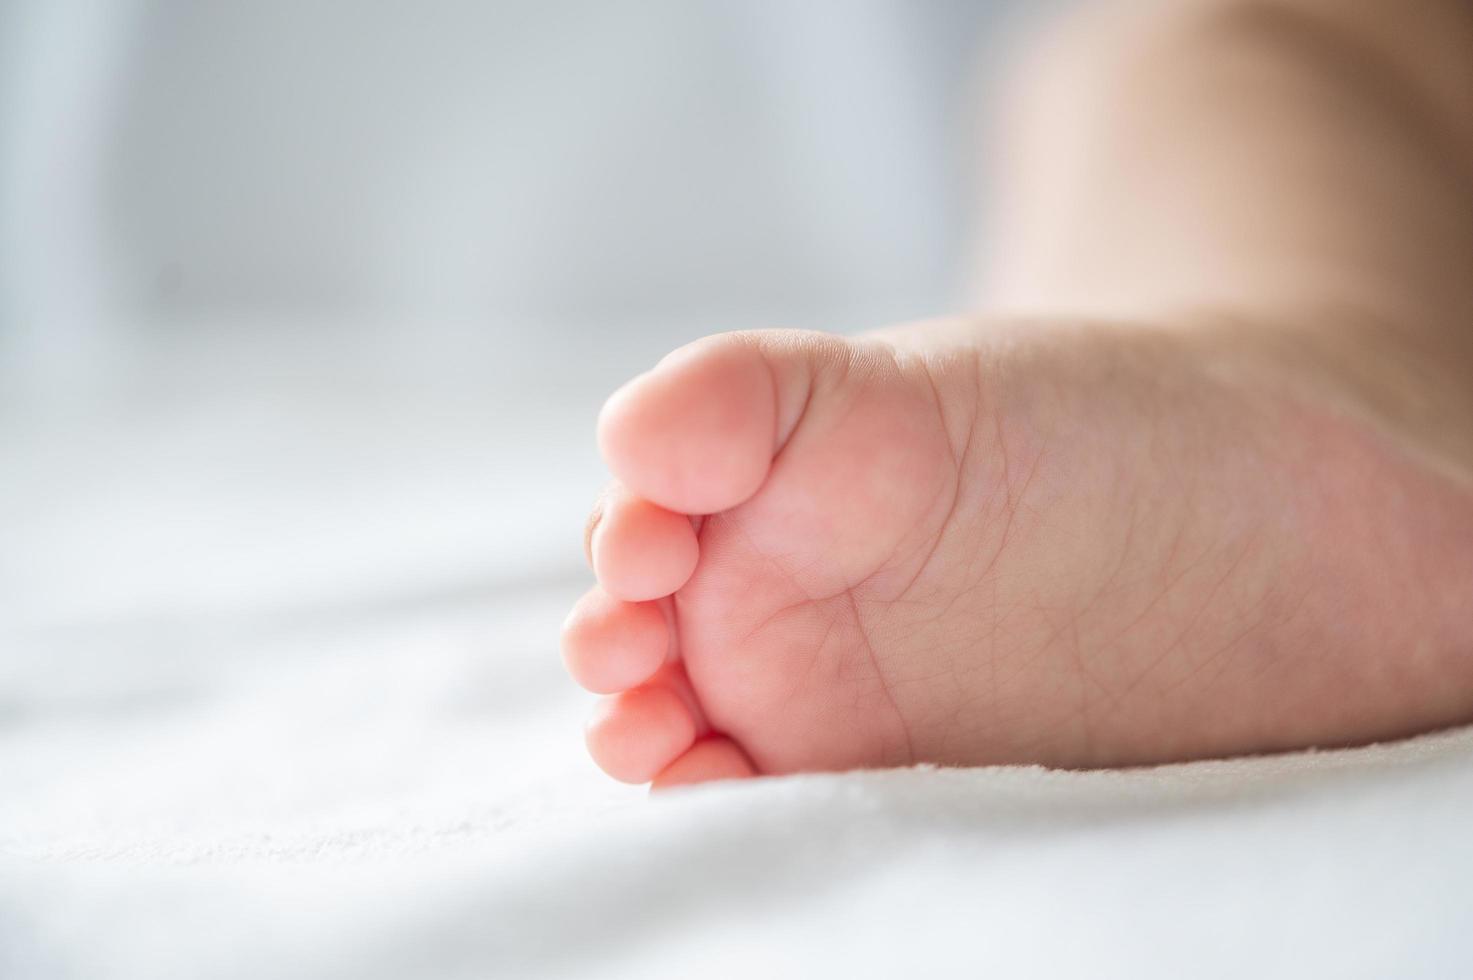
[562, 320, 1473, 789]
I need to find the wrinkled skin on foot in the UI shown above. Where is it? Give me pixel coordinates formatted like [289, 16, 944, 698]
[561, 320, 1473, 788]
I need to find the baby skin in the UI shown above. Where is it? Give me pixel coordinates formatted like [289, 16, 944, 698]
[560, 0, 1473, 788]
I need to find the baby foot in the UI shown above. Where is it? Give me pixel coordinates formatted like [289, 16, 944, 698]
[561, 318, 1473, 787]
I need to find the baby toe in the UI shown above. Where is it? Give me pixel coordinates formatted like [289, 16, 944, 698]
[598, 337, 777, 515]
[588, 485, 699, 602]
[560, 588, 669, 694]
[585, 686, 698, 784]
[650, 736, 758, 792]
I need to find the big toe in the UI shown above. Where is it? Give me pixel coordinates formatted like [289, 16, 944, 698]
[598, 333, 832, 515]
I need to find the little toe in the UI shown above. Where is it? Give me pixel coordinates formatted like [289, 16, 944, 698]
[587, 485, 699, 602]
[650, 736, 758, 792]
[560, 587, 669, 694]
[585, 685, 698, 784]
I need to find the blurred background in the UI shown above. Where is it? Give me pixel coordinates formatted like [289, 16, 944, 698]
[0, 1, 1050, 855]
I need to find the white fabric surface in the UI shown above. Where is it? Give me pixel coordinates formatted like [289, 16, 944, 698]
[6, 699, 1473, 978]
[4, 329, 1472, 978]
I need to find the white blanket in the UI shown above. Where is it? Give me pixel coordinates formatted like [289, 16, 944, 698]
[5, 335, 1471, 978]
[6, 568, 1473, 978]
